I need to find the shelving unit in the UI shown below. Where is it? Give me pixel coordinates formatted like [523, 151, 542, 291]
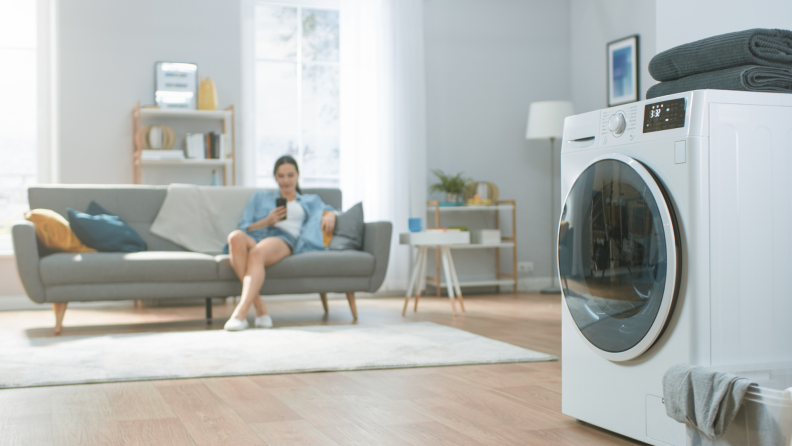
[131, 102, 236, 185]
[426, 199, 517, 295]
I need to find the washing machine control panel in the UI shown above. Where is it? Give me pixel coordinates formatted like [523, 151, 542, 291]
[643, 98, 686, 133]
[600, 104, 639, 143]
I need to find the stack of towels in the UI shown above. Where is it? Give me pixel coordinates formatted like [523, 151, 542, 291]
[647, 28, 792, 99]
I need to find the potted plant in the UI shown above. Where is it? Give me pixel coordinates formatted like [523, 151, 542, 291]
[429, 169, 471, 204]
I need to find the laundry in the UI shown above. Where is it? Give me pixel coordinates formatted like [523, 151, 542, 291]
[662, 364, 753, 439]
[646, 65, 792, 99]
[649, 28, 792, 82]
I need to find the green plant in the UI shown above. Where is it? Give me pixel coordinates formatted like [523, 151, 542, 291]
[429, 169, 471, 195]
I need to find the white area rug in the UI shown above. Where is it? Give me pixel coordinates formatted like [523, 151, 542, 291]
[0, 322, 555, 388]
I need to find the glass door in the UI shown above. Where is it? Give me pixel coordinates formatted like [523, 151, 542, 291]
[559, 154, 681, 361]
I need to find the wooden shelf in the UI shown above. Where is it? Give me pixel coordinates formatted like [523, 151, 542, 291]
[433, 279, 516, 288]
[427, 242, 515, 250]
[139, 108, 230, 119]
[141, 158, 232, 166]
[426, 204, 514, 212]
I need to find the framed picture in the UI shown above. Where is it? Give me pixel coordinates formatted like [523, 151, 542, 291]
[155, 62, 198, 109]
[607, 35, 639, 106]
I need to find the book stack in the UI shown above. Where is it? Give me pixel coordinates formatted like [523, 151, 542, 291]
[185, 132, 228, 160]
[141, 149, 185, 160]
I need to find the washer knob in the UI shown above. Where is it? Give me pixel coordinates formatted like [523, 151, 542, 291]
[608, 112, 627, 137]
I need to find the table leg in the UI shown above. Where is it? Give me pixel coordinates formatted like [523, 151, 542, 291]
[440, 247, 457, 316]
[414, 246, 428, 312]
[403, 246, 424, 316]
[443, 246, 465, 313]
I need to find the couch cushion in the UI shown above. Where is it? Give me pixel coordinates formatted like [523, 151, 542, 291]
[216, 250, 375, 281]
[40, 251, 219, 286]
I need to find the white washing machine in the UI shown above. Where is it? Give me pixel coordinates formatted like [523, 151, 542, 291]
[559, 90, 792, 445]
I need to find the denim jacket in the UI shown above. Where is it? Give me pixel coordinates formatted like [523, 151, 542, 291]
[237, 190, 336, 254]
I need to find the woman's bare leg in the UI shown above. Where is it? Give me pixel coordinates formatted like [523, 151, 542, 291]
[230, 237, 291, 321]
[227, 231, 270, 316]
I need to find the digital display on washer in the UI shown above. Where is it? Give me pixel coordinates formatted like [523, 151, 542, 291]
[643, 98, 686, 133]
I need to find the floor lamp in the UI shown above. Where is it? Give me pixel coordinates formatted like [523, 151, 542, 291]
[525, 101, 575, 294]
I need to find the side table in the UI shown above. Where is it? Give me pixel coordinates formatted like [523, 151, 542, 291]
[399, 231, 470, 316]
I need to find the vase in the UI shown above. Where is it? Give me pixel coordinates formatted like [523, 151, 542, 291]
[446, 192, 459, 203]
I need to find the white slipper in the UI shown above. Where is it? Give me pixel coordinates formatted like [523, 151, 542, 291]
[224, 317, 249, 331]
[255, 314, 273, 329]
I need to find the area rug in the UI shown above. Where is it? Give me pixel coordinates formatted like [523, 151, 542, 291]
[0, 322, 556, 389]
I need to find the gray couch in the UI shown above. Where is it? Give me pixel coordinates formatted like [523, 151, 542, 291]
[12, 185, 392, 334]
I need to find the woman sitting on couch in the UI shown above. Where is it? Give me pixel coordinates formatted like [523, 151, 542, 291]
[223, 155, 337, 331]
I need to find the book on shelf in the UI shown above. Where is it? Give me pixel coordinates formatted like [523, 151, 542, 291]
[186, 132, 228, 160]
[141, 149, 185, 160]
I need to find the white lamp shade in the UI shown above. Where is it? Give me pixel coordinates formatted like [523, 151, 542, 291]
[525, 100, 575, 140]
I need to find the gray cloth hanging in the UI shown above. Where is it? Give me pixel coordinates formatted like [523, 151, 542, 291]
[649, 28, 792, 82]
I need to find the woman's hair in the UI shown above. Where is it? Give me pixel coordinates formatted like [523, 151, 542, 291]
[273, 155, 302, 195]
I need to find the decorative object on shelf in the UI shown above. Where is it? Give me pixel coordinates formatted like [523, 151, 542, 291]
[408, 217, 422, 233]
[135, 125, 176, 151]
[448, 226, 468, 232]
[526, 100, 575, 294]
[471, 229, 501, 245]
[197, 76, 218, 111]
[429, 169, 471, 204]
[155, 62, 198, 109]
[210, 170, 220, 186]
[464, 181, 499, 205]
[607, 34, 639, 106]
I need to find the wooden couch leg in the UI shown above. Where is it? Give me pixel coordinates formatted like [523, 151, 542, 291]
[346, 292, 358, 320]
[319, 293, 329, 314]
[53, 302, 68, 335]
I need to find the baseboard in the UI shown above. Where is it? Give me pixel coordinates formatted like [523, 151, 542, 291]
[517, 277, 554, 292]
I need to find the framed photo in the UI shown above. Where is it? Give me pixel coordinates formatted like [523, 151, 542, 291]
[607, 35, 639, 106]
[155, 62, 198, 109]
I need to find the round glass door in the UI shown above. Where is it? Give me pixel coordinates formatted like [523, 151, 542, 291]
[558, 154, 680, 361]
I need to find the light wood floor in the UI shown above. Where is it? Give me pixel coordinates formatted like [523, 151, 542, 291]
[0, 293, 642, 446]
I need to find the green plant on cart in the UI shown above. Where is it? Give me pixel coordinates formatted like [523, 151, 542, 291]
[429, 169, 471, 195]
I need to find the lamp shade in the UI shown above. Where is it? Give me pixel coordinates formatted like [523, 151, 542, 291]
[525, 100, 575, 140]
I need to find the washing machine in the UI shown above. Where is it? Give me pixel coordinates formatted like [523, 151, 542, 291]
[559, 90, 792, 445]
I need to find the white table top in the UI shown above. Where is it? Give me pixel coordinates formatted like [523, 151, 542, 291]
[399, 231, 470, 246]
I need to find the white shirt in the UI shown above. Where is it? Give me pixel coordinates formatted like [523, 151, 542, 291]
[275, 200, 305, 239]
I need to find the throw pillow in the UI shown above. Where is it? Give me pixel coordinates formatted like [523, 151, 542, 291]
[67, 208, 147, 252]
[328, 202, 365, 251]
[322, 211, 334, 248]
[24, 209, 96, 253]
[85, 200, 111, 216]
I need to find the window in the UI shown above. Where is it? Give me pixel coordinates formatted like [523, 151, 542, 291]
[254, 3, 340, 188]
[0, 2, 37, 251]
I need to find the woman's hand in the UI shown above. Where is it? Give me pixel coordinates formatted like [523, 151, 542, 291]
[247, 206, 286, 231]
[321, 212, 337, 236]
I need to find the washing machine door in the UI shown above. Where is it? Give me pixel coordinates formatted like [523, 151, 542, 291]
[559, 153, 680, 362]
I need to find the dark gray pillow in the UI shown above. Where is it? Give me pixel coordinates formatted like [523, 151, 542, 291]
[329, 202, 364, 250]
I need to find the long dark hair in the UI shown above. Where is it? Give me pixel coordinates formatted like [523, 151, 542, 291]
[273, 155, 302, 195]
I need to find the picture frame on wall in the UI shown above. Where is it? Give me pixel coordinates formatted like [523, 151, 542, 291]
[155, 62, 198, 109]
[607, 35, 639, 106]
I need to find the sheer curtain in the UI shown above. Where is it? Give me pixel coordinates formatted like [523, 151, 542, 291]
[339, 0, 427, 292]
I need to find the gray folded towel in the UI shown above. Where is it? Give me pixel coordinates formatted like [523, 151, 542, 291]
[646, 65, 792, 99]
[649, 28, 792, 82]
[663, 364, 754, 440]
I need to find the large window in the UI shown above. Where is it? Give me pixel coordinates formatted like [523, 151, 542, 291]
[254, 2, 339, 188]
[0, 1, 37, 251]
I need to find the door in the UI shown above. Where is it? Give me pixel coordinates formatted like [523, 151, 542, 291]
[559, 153, 681, 361]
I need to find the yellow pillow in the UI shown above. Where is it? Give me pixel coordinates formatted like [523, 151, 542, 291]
[24, 209, 96, 253]
[322, 211, 334, 248]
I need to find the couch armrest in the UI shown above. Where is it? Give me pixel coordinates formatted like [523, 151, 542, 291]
[12, 220, 47, 303]
[362, 221, 392, 293]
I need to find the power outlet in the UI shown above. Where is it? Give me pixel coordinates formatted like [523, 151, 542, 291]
[517, 261, 534, 274]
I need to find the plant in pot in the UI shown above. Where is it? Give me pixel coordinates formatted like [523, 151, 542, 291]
[429, 169, 471, 204]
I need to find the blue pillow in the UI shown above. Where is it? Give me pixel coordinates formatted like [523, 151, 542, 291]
[85, 200, 111, 216]
[66, 208, 147, 253]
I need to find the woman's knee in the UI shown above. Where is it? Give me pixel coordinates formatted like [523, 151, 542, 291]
[228, 230, 247, 248]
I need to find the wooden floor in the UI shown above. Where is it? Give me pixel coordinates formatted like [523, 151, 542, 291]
[0, 293, 642, 446]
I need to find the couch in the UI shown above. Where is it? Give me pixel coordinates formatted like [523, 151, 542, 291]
[12, 185, 392, 334]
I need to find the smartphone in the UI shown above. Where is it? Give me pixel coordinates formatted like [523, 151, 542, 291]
[275, 198, 287, 220]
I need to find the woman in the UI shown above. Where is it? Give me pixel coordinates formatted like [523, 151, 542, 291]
[224, 155, 337, 331]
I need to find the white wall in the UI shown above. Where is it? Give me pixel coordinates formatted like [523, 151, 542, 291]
[57, 0, 242, 185]
[569, 0, 656, 114]
[657, 0, 792, 53]
[424, 0, 571, 288]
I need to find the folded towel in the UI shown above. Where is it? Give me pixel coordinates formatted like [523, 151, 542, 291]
[646, 65, 792, 99]
[663, 364, 754, 440]
[650, 28, 792, 82]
